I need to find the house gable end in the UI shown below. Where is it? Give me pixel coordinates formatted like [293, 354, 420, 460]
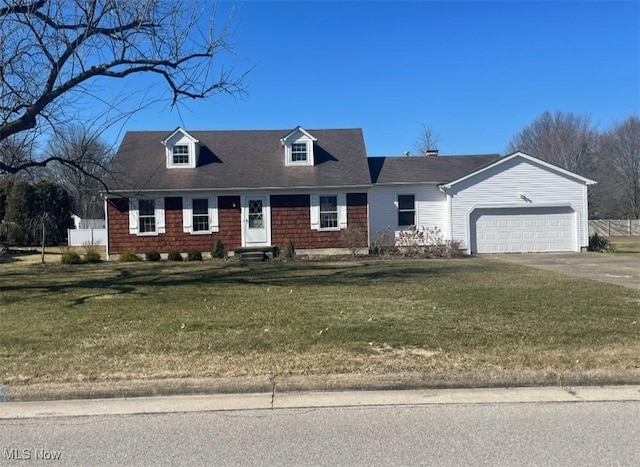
[442, 152, 596, 192]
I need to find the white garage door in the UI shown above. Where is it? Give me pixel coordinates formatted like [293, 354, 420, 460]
[472, 207, 576, 253]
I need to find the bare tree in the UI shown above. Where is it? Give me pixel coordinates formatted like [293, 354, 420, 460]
[0, 132, 40, 181]
[46, 124, 112, 220]
[600, 116, 640, 219]
[0, 0, 245, 176]
[588, 149, 626, 219]
[413, 124, 441, 156]
[507, 111, 599, 177]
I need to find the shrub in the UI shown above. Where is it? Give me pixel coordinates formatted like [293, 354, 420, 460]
[187, 250, 202, 261]
[83, 250, 101, 263]
[281, 239, 295, 260]
[212, 239, 226, 259]
[446, 240, 466, 258]
[396, 225, 426, 257]
[119, 248, 141, 262]
[393, 225, 463, 259]
[82, 241, 102, 255]
[370, 226, 396, 258]
[588, 233, 617, 253]
[61, 250, 83, 264]
[167, 250, 183, 261]
[145, 251, 161, 262]
[341, 227, 365, 257]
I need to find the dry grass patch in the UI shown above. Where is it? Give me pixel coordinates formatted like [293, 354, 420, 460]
[610, 236, 640, 254]
[1, 258, 639, 385]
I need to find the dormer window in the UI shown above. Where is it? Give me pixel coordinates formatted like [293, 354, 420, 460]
[162, 127, 199, 169]
[281, 126, 317, 167]
[172, 145, 189, 165]
[291, 142, 308, 163]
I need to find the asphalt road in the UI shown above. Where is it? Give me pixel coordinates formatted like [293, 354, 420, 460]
[1, 401, 639, 466]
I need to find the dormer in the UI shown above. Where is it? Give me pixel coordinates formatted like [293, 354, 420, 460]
[281, 126, 318, 167]
[162, 128, 200, 169]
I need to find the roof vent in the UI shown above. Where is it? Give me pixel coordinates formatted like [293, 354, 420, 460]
[425, 149, 439, 157]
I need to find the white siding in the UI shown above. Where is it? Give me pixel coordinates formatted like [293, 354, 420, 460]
[369, 184, 448, 240]
[448, 157, 589, 251]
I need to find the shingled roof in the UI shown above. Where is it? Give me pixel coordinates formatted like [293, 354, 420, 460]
[368, 154, 501, 184]
[105, 128, 372, 192]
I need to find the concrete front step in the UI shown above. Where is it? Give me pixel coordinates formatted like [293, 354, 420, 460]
[234, 246, 277, 262]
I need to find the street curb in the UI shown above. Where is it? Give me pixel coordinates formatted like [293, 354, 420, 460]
[3, 370, 640, 403]
[1, 386, 640, 420]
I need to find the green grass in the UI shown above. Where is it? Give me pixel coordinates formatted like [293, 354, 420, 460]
[1, 258, 639, 385]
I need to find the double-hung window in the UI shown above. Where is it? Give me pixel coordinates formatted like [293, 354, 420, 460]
[398, 194, 415, 226]
[139, 199, 156, 233]
[319, 195, 338, 229]
[291, 142, 308, 163]
[129, 198, 165, 236]
[183, 196, 218, 234]
[311, 194, 346, 230]
[192, 199, 209, 232]
[172, 145, 189, 165]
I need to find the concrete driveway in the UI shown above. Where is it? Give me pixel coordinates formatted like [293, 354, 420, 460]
[488, 253, 640, 290]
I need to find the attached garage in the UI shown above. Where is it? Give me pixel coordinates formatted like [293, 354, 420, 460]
[442, 152, 596, 254]
[367, 151, 595, 255]
[470, 206, 576, 253]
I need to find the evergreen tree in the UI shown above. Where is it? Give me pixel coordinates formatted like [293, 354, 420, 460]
[3, 181, 73, 245]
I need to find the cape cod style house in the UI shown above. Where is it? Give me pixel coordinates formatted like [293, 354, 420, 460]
[103, 126, 595, 259]
[103, 127, 371, 258]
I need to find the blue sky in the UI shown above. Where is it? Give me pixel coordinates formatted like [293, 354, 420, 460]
[113, 1, 639, 157]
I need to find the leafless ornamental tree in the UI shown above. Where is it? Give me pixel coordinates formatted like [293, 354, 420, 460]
[0, 0, 244, 175]
[47, 124, 113, 220]
[413, 124, 441, 156]
[601, 116, 640, 219]
[506, 111, 599, 177]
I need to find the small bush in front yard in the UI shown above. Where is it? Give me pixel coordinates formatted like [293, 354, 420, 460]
[446, 240, 466, 258]
[145, 251, 161, 262]
[341, 227, 365, 257]
[212, 239, 226, 259]
[119, 248, 141, 262]
[61, 250, 83, 264]
[588, 233, 617, 252]
[281, 239, 295, 260]
[83, 250, 101, 263]
[167, 250, 183, 261]
[370, 226, 397, 258]
[187, 250, 202, 261]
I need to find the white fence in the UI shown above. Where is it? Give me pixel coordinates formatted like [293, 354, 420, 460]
[589, 220, 640, 237]
[67, 228, 107, 246]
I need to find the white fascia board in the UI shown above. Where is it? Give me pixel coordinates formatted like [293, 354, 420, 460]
[442, 151, 597, 189]
[280, 126, 318, 144]
[161, 127, 200, 146]
[373, 182, 442, 185]
[106, 184, 373, 195]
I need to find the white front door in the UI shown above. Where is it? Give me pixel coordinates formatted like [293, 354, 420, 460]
[242, 195, 270, 245]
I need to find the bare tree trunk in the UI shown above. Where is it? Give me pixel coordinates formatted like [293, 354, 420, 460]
[41, 220, 45, 264]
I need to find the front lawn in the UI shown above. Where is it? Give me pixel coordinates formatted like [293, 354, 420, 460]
[1, 258, 639, 385]
[610, 236, 640, 254]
